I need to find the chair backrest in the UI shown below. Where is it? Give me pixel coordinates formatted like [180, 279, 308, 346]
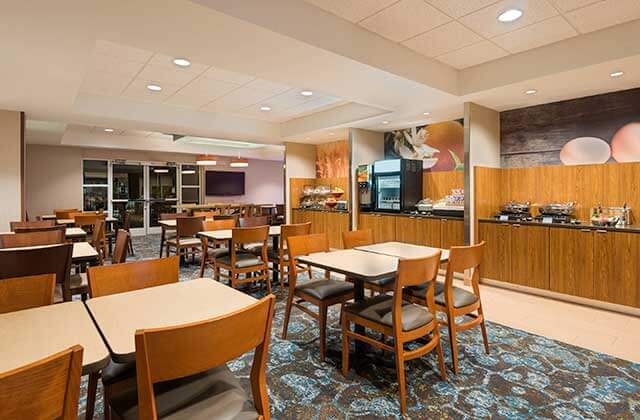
[0, 345, 83, 420]
[55, 210, 81, 220]
[0, 229, 66, 249]
[122, 210, 131, 230]
[176, 216, 205, 238]
[286, 233, 330, 288]
[231, 226, 269, 248]
[342, 229, 374, 249]
[444, 242, 485, 299]
[394, 253, 441, 314]
[193, 210, 217, 219]
[74, 213, 104, 228]
[134, 295, 275, 420]
[0, 274, 56, 314]
[111, 229, 130, 264]
[238, 216, 269, 228]
[0, 244, 73, 301]
[280, 223, 311, 256]
[9, 220, 55, 231]
[202, 218, 236, 231]
[87, 256, 180, 298]
[13, 225, 66, 235]
[159, 212, 188, 221]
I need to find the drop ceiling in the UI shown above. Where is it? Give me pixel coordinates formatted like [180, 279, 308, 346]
[303, 0, 640, 68]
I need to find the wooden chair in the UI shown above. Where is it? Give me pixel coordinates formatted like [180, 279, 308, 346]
[215, 226, 271, 294]
[87, 256, 180, 420]
[107, 295, 275, 420]
[342, 229, 395, 294]
[193, 210, 218, 218]
[75, 214, 107, 257]
[282, 233, 354, 362]
[199, 219, 236, 277]
[0, 229, 65, 249]
[0, 345, 83, 420]
[121, 211, 134, 255]
[342, 254, 447, 415]
[405, 242, 489, 374]
[165, 216, 204, 264]
[0, 274, 56, 314]
[12, 224, 67, 235]
[239, 215, 269, 227]
[270, 222, 311, 297]
[9, 220, 55, 231]
[55, 210, 81, 220]
[0, 243, 73, 301]
[111, 229, 130, 264]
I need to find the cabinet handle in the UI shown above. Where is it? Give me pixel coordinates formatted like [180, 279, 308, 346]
[595, 229, 607, 233]
[580, 229, 591, 232]
[512, 224, 521, 228]
[441, 219, 447, 222]
[500, 223, 510, 226]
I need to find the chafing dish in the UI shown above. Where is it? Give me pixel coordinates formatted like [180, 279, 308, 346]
[539, 202, 576, 217]
[501, 201, 531, 214]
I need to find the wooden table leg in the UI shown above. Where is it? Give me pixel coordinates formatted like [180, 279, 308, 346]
[272, 235, 280, 286]
[352, 278, 367, 355]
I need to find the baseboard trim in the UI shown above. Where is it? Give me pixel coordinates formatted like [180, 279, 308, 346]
[481, 278, 640, 317]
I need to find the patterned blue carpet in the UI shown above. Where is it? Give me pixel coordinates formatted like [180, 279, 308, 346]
[78, 235, 640, 419]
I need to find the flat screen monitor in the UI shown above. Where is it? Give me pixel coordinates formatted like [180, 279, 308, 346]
[205, 171, 245, 196]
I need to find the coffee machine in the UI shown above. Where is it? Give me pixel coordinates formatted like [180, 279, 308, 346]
[356, 164, 373, 211]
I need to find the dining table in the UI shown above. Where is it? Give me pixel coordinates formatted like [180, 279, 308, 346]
[0, 227, 86, 241]
[0, 301, 110, 375]
[355, 241, 449, 262]
[85, 278, 257, 363]
[72, 241, 100, 264]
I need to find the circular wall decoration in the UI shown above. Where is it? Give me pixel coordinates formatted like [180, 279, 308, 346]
[559, 137, 611, 165]
[611, 122, 640, 162]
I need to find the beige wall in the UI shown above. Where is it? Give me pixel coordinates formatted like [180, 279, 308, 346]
[349, 128, 384, 228]
[26, 145, 199, 218]
[284, 142, 316, 222]
[0, 110, 23, 230]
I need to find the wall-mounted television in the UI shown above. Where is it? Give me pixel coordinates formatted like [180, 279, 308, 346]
[205, 171, 245, 196]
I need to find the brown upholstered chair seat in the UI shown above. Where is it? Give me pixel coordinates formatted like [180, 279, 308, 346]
[206, 246, 229, 259]
[344, 295, 433, 331]
[109, 365, 258, 420]
[364, 273, 395, 288]
[166, 237, 200, 247]
[296, 279, 353, 300]
[245, 242, 273, 256]
[217, 253, 264, 269]
[407, 280, 478, 308]
[406, 280, 445, 299]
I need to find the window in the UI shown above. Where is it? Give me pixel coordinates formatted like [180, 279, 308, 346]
[181, 164, 200, 204]
[82, 160, 108, 211]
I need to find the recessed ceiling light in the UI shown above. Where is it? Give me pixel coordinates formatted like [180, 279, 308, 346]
[146, 84, 162, 92]
[610, 71, 624, 78]
[104, 128, 114, 132]
[260, 106, 272, 112]
[497, 8, 523, 23]
[173, 58, 191, 67]
[423, 112, 431, 116]
[300, 90, 313, 97]
[382, 121, 389, 125]
[525, 89, 537, 95]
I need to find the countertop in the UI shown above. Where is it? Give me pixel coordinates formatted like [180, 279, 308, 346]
[360, 211, 464, 221]
[292, 208, 349, 214]
[478, 218, 640, 233]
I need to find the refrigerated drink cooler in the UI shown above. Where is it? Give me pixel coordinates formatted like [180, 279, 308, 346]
[373, 159, 423, 212]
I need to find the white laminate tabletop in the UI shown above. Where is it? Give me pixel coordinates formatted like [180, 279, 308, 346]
[65, 227, 87, 238]
[355, 242, 449, 262]
[85, 278, 257, 362]
[298, 249, 398, 280]
[72, 242, 99, 262]
[0, 301, 109, 374]
[56, 216, 117, 225]
[159, 218, 214, 228]
[198, 225, 281, 240]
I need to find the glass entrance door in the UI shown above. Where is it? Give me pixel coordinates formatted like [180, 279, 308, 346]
[148, 164, 178, 234]
[112, 163, 146, 235]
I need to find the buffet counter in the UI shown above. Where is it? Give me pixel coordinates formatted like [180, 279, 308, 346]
[291, 208, 349, 249]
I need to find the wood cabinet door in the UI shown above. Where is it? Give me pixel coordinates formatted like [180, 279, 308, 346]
[377, 215, 396, 243]
[358, 214, 377, 240]
[441, 219, 464, 249]
[396, 217, 419, 244]
[594, 231, 640, 307]
[419, 218, 441, 248]
[478, 222, 511, 282]
[510, 224, 549, 290]
[311, 211, 326, 235]
[549, 228, 594, 299]
[325, 212, 349, 249]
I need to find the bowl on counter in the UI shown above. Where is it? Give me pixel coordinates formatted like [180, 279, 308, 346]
[591, 216, 619, 227]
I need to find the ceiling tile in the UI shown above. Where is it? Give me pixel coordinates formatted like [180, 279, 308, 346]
[459, 0, 558, 38]
[87, 54, 146, 78]
[303, 0, 399, 23]
[243, 78, 291, 94]
[136, 63, 203, 86]
[164, 94, 214, 109]
[425, 0, 503, 18]
[402, 21, 482, 57]
[548, 0, 601, 13]
[436, 40, 509, 69]
[492, 16, 578, 53]
[202, 67, 255, 85]
[121, 79, 181, 102]
[80, 71, 131, 96]
[203, 87, 277, 111]
[359, 0, 452, 42]
[263, 90, 311, 109]
[174, 77, 240, 99]
[93, 40, 153, 63]
[564, 0, 640, 33]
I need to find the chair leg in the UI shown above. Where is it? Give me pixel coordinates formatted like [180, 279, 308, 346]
[446, 313, 460, 374]
[279, 263, 285, 298]
[479, 313, 490, 354]
[85, 372, 98, 420]
[199, 251, 207, 277]
[265, 269, 272, 295]
[281, 288, 295, 339]
[394, 340, 408, 415]
[341, 312, 350, 376]
[435, 331, 447, 381]
[319, 304, 328, 362]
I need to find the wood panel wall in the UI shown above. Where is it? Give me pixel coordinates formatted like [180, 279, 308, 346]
[423, 170, 464, 199]
[316, 140, 349, 178]
[474, 162, 640, 223]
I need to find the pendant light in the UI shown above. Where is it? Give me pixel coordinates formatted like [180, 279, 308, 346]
[230, 156, 249, 168]
[196, 154, 217, 165]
